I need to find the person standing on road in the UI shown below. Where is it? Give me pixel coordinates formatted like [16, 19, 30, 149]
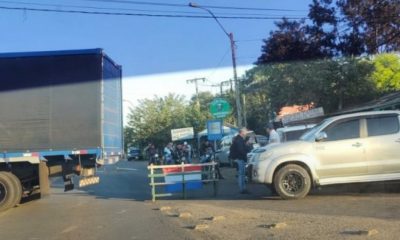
[147, 143, 158, 165]
[230, 127, 251, 194]
[183, 141, 192, 163]
[266, 123, 281, 144]
[163, 142, 173, 165]
[200, 140, 210, 157]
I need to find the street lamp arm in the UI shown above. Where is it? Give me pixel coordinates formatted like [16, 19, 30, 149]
[188, 2, 230, 37]
[188, 2, 243, 127]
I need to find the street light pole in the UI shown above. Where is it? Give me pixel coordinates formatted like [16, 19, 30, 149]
[189, 2, 243, 128]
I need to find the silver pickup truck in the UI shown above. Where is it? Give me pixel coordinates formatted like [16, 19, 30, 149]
[252, 110, 400, 199]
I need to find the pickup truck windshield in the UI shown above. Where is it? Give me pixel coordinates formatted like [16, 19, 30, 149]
[299, 119, 329, 141]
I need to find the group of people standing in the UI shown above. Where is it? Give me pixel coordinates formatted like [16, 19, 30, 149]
[230, 124, 280, 194]
[145, 142, 192, 165]
[146, 123, 280, 194]
[163, 141, 192, 165]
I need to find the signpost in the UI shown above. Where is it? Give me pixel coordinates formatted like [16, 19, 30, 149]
[171, 127, 194, 141]
[209, 98, 231, 119]
[207, 119, 223, 141]
[207, 98, 231, 146]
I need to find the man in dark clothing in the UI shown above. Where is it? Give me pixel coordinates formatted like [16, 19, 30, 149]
[230, 127, 251, 194]
[147, 144, 158, 165]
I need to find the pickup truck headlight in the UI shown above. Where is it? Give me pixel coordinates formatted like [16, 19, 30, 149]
[254, 148, 266, 154]
[259, 150, 273, 162]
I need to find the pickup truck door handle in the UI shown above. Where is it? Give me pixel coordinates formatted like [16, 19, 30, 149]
[352, 142, 362, 147]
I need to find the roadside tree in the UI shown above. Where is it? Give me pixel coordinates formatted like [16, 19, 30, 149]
[125, 94, 189, 148]
[371, 53, 400, 93]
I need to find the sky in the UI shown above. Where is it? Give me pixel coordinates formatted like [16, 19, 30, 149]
[0, 0, 311, 123]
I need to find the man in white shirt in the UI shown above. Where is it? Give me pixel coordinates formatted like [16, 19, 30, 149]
[266, 123, 281, 144]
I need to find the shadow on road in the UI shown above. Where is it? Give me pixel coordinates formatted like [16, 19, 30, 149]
[20, 159, 400, 203]
[59, 160, 400, 202]
[18, 160, 400, 221]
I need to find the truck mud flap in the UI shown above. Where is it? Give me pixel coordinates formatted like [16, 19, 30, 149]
[78, 176, 100, 188]
[62, 162, 75, 192]
[39, 162, 50, 196]
[63, 176, 74, 192]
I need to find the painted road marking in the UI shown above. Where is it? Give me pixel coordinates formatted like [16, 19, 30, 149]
[116, 167, 138, 171]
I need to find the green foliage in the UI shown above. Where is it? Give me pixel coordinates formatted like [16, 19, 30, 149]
[372, 53, 400, 93]
[124, 91, 220, 149]
[124, 126, 135, 150]
[126, 93, 190, 148]
[186, 91, 214, 133]
[220, 91, 238, 126]
[337, 0, 400, 54]
[244, 57, 377, 114]
[257, 0, 400, 64]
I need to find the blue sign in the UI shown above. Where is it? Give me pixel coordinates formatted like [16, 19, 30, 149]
[207, 119, 223, 141]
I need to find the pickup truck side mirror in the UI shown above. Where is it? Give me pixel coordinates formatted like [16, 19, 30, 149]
[315, 132, 328, 142]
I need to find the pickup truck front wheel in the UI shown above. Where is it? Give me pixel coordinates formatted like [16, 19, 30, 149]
[274, 164, 311, 200]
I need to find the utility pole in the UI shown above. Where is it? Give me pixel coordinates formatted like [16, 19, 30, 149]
[229, 32, 243, 127]
[242, 94, 247, 127]
[219, 80, 231, 96]
[189, 2, 243, 128]
[186, 77, 206, 107]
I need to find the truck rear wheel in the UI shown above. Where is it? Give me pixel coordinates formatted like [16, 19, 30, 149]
[0, 172, 22, 212]
[273, 164, 311, 200]
[3, 172, 22, 208]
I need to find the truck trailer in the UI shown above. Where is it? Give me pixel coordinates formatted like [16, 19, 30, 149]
[0, 49, 123, 212]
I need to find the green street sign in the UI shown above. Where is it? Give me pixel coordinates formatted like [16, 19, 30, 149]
[209, 98, 231, 119]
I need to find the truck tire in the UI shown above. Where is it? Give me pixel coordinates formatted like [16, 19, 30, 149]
[273, 164, 311, 200]
[3, 172, 22, 207]
[0, 172, 21, 212]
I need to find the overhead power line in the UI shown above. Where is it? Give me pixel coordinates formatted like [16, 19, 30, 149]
[0, 5, 307, 19]
[206, 48, 231, 80]
[0, 1, 307, 17]
[0, 0, 201, 14]
[84, 0, 307, 12]
[236, 39, 264, 42]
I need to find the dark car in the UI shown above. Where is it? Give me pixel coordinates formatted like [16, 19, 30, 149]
[127, 147, 142, 161]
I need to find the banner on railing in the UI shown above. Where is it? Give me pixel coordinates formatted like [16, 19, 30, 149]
[163, 165, 202, 192]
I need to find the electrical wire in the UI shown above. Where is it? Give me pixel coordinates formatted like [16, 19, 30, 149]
[0, 5, 308, 19]
[206, 48, 231, 81]
[0, 0, 203, 14]
[83, 0, 307, 12]
[0, 0, 307, 17]
[236, 39, 263, 43]
[5, 2, 394, 21]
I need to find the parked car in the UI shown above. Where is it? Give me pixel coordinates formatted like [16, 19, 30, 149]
[215, 133, 268, 167]
[252, 111, 400, 199]
[276, 124, 316, 142]
[214, 135, 235, 167]
[127, 147, 142, 161]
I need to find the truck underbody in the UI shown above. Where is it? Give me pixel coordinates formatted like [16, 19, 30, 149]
[0, 152, 105, 212]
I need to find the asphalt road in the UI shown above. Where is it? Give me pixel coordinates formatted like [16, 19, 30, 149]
[1, 160, 400, 240]
[178, 166, 400, 221]
[0, 160, 191, 240]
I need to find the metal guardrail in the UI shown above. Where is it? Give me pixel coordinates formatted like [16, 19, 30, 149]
[147, 162, 218, 202]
